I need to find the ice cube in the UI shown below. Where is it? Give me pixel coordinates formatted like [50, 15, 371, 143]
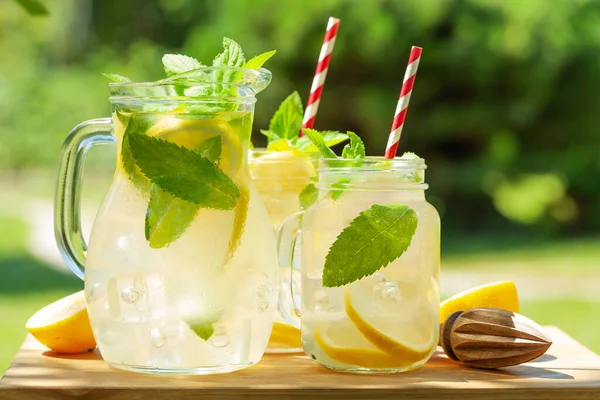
[107, 274, 167, 322]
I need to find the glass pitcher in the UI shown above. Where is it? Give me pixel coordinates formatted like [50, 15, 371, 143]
[54, 67, 279, 374]
[278, 157, 440, 373]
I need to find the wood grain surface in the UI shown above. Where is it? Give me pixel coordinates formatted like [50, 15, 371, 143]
[1, 327, 599, 400]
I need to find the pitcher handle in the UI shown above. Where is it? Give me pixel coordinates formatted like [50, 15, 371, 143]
[275, 211, 305, 325]
[54, 118, 115, 280]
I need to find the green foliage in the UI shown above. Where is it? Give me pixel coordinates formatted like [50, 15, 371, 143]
[162, 54, 202, 76]
[341, 132, 365, 159]
[2, 0, 600, 236]
[322, 204, 418, 287]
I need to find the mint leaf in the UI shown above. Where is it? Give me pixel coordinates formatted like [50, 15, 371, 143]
[128, 133, 240, 209]
[296, 131, 349, 152]
[102, 73, 131, 83]
[302, 128, 337, 159]
[195, 135, 222, 161]
[341, 131, 366, 159]
[145, 186, 199, 248]
[269, 91, 303, 140]
[266, 139, 295, 152]
[322, 204, 418, 287]
[243, 50, 276, 70]
[260, 129, 279, 141]
[299, 183, 318, 210]
[330, 178, 351, 201]
[213, 37, 245, 67]
[162, 54, 202, 76]
[188, 311, 223, 341]
[143, 136, 223, 249]
[120, 114, 152, 192]
[401, 151, 420, 159]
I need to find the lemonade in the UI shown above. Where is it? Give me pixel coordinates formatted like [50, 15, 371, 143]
[83, 109, 278, 373]
[54, 40, 281, 374]
[282, 155, 440, 372]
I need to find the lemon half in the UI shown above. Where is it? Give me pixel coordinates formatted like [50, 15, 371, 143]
[26, 291, 96, 354]
[439, 280, 519, 323]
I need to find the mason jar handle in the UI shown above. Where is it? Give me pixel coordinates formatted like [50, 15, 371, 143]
[54, 118, 115, 280]
[276, 211, 305, 325]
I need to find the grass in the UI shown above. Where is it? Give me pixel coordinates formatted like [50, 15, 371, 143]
[0, 217, 82, 375]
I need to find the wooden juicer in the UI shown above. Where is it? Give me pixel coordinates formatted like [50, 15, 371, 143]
[439, 308, 552, 369]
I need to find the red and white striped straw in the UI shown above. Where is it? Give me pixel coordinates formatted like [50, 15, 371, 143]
[301, 17, 341, 135]
[384, 46, 423, 159]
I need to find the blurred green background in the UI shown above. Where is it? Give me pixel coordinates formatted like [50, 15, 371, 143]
[1, 0, 599, 374]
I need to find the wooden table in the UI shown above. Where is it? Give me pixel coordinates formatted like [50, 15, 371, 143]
[1, 327, 599, 399]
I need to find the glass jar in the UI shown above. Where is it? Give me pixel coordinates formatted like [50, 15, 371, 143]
[279, 157, 440, 373]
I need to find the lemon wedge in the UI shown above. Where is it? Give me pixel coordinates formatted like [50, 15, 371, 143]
[26, 291, 96, 354]
[314, 317, 413, 369]
[439, 280, 519, 323]
[345, 277, 437, 364]
[268, 322, 302, 349]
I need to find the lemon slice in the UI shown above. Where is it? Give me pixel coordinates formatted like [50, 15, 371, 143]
[314, 317, 413, 369]
[267, 322, 302, 349]
[345, 277, 437, 364]
[26, 291, 96, 354]
[440, 281, 519, 323]
[250, 151, 317, 193]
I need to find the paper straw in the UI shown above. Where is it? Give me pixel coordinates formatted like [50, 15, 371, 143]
[301, 17, 341, 135]
[384, 46, 422, 159]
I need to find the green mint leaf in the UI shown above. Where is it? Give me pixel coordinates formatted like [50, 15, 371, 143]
[322, 204, 418, 287]
[128, 133, 240, 209]
[260, 129, 281, 141]
[213, 37, 245, 67]
[302, 128, 337, 159]
[401, 151, 420, 159]
[120, 114, 152, 192]
[330, 178, 351, 201]
[268, 91, 303, 140]
[341, 131, 366, 159]
[162, 54, 202, 76]
[266, 139, 295, 152]
[188, 311, 223, 341]
[145, 185, 199, 248]
[297, 131, 349, 152]
[195, 135, 222, 161]
[243, 50, 276, 70]
[299, 183, 318, 210]
[102, 73, 132, 83]
[15, 0, 49, 15]
[144, 136, 223, 249]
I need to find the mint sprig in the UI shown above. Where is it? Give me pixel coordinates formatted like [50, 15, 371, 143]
[322, 204, 418, 287]
[102, 73, 131, 83]
[302, 128, 338, 159]
[243, 50, 277, 70]
[127, 133, 240, 209]
[341, 131, 366, 159]
[162, 54, 203, 76]
[266, 91, 303, 141]
[259, 91, 349, 151]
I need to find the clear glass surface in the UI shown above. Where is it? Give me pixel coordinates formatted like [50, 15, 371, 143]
[55, 68, 280, 374]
